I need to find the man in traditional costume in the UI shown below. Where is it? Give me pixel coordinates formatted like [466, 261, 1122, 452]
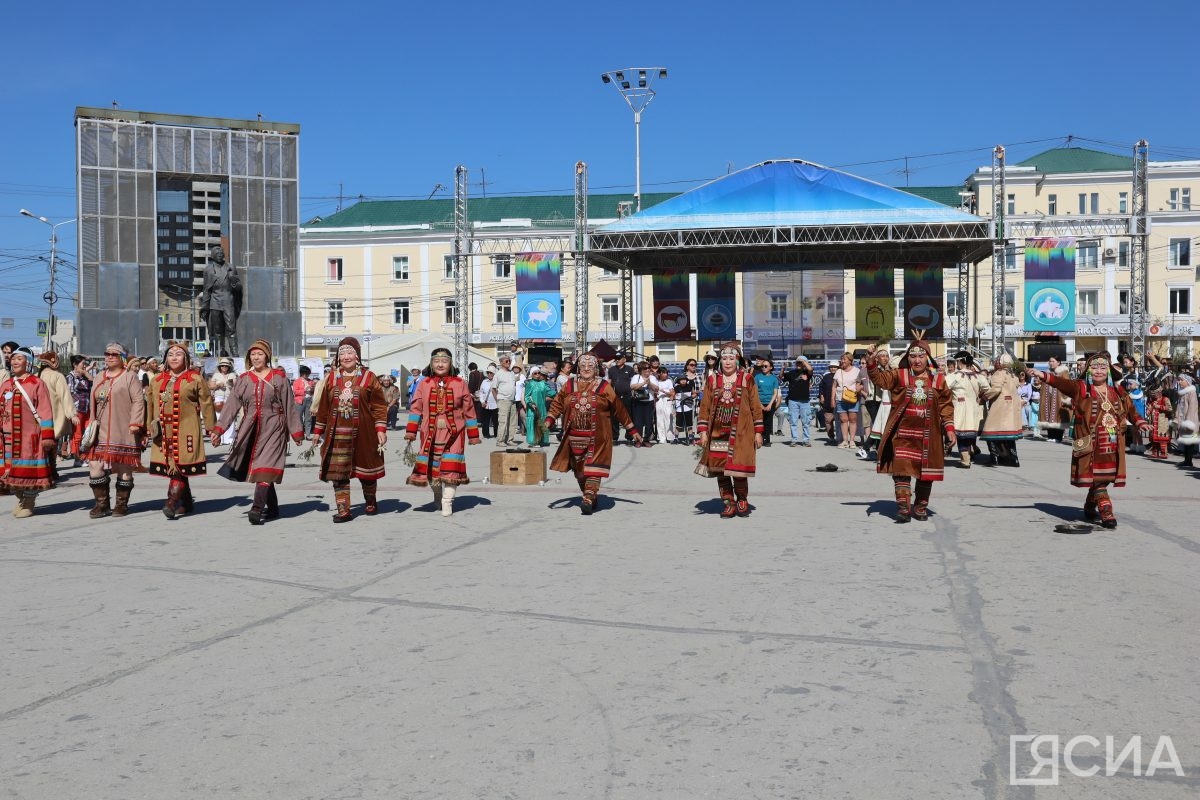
[148, 342, 216, 519]
[1030, 352, 1149, 529]
[85, 342, 146, 518]
[544, 352, 641, 515]
[1037, 356, 1071, 442]
[313, 337, 388, 523]
[212, 340, 303, 525]
[866, 335, 956, 523]
[404, 347, 479, 516]
[1, 347, 56, 517]
[695, 342, 763, 519]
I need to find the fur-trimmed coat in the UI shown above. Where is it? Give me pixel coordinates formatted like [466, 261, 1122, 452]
[868, 364, 954, 481]
[981, 369, 1024, 439]
[696, 370, 763, 479]
[1174, 385, 1199, 446]
[313, 369, 388, 482]
[1043, 374, 1144, 488]
[545, 378, 635, 479]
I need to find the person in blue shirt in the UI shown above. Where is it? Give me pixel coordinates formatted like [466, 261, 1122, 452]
[753, 358, 782, 447]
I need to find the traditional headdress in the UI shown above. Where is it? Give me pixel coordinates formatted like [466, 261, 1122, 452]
[336, 337, 361, 366]
[1082, 351, 1121, 384]
[897, 330, 933, 369]
[717, 341, 745, 368]
[245, 338, 273, 364]
[9, 346, 35, 368]
[105, 341, 128, 359]
[163, 340, 191, 369]
[952, 350, 974, 367]
[575, 352, 599, 372]
[422, 346, 459, 377]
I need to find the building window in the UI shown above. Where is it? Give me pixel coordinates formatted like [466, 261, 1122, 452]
[602, 297, 619, 322]
[1169, 238, 1191, 268]
[946, 291, 962, 318]
[1006, 194, 1016, 215]
[1169, 188, 1182, 210]
[392, 256, 409, 281]
[1118, 241, 1129, 268]
[1003, 245, 1018, 272]
[1003, 289, 1017, 318]
[327, 258, 343, 282]
[1047, 195, 1057, 215]
[1185, 188, 1193, 211]
[443, 299, 457, 324]
[1078, 193, 1086, 214]
[1091, 193, 1099, 214]
[443, 255, 456, 280]
[495, 298, 512, 324]
[825, 293, 844, 319]
[1118, 192, 1128, 214]
[657, 342, 677, 360]
[393, 300, 409, 325]
[1169, 288, 1191, 315]
[327, 301, 344, 326]
[494, 255, 511, 279]
[1077, 243, 1099, 270]
[1078, 193, 1099, 215]
[1118, 289, 1130, 315]
[768, 293, 788, 320]
[600, 266, 620, 277]
[1077, 289, 1099, 316]
[560, 297, 567, 322]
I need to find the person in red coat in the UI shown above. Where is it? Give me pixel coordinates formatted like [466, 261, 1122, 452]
[0, 347, 56, 518]
[404, 347, 480, 516]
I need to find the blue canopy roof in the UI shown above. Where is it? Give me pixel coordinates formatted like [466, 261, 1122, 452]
[601, 159, 979, 231]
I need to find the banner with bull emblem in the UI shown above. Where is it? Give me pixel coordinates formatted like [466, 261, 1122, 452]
[652, 273, 692, 341]
[515, 252, 563, 340]
[1023, 237, 1076, 333]
[696, 269, 736, 341]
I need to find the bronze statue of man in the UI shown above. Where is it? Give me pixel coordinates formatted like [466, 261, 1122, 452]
[200, 245, 242, 357]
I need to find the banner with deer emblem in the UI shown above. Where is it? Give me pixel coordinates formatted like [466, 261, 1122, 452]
[515, 252, 562, 340]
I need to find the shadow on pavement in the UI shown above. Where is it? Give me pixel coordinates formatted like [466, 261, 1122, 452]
[547, 495, 641, 512]
[1032, 502, 1085, 522]
[842, 499, 901, 518]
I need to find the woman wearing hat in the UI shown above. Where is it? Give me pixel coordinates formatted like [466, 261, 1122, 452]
[212, 340, 303, 525]
[313, 337, 388, 523]
[33, 351, 72, 483]
[148, 342, 216, 519]
[980, 353, 1024, 467]
[209, 357, 237, 446]
[544, 352, 641, 515]
[522, 365, 553, 448]
[946, 351, 988, 468]
[1171, 372, 1198, 468]
[695, 342, 763, 519]
[0, 347, 56, 518]
[404, 347, 479, 516]
[84, 343, 146, 517]
[1030, 352, 1150, 528]
[866, 336, 956, 523]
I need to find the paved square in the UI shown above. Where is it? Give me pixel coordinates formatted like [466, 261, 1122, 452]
[2, 436, 1197, 798]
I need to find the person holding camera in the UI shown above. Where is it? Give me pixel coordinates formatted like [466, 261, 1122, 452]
[629, 361, 657, 445]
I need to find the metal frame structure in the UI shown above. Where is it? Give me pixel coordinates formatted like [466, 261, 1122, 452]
[1129, 139, 1150, 356]
[453, 165, 469, 367]
[574, 161, 589, 355]
[989, 145, 1007, 359]
[954, 261, 969, 350]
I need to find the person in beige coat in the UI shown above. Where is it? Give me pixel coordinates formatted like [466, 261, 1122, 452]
[1172, 373, 1198, 468]
[35, 351, 72, 483]
[980, 354, 1024, 467]
[946, 351, 989, 467]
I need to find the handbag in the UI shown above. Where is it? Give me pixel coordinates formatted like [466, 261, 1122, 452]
[1071, 433, 1093, 455]
[631, 387, 651, 402]
[147, 419, 163, 445]
[79, 420, 100, 452]
[841, 387, 859, 404]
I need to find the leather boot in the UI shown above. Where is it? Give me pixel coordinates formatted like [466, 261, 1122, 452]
[112, 479, 134, 517]
[332, 488, 353, 523]
[362, 481, 378, 515]
[163, 479, 185, 520]
[249, 483, 270, 525]
[1083, 488, 1100, 523]
[13, 492, 36, 519]
[265, 484, 279, 520]
[734, 478, 751, 518]
[181, 482, 195, 514]
[431, 481, 443, 510]
[894, 479, 912, 523]
[960, 450, 971, 468]
[717, 477, 736, 519]
[89, 476, 112, 519]
[441, 485, 455, 517]
[912, 481, 932, 521]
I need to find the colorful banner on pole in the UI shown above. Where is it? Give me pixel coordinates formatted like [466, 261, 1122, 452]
[1023, 238, 1076, 333]
[902, 264, 945, 339]
[854, 265, 895, 341]
[515, 252, 562, 340]
[696, 270, 736, 341]
[652, 273, 692, 341]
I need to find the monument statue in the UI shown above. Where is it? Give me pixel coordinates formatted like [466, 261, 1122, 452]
[199, 245, 243, 357]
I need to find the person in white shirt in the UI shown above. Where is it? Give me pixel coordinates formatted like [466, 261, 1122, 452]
[651, 366, 677, 443]
[490, 354, 519, 445]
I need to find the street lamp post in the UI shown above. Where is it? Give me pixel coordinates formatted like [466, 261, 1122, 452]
[600, 67, 668, 357]
[20, 209, 76, 353]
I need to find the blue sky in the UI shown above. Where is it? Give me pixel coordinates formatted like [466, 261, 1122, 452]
[2, 0, 1198, 346]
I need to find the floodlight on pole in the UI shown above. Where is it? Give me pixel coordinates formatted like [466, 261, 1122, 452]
[19, 208, 77, 352]
[599, 66, 667, 213]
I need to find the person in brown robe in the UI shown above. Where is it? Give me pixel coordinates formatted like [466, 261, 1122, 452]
[1037, 357, 1070, 442]
[85, 342, 146, 518]
[867, 336, 956, 523]
[212, 340, 304, 525]
[1030, 352, 1149, 529]
[695, 342, 763, 519]
[544, 352, 641, 515]
[148, 342, 216, 519]
[1, 348, 56, 518]
[313, 337, 388, 523]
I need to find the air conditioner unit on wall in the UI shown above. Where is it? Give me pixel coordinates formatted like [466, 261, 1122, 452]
[1103, 237, 1119, 260]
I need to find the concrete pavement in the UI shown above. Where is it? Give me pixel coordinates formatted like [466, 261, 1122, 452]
[1, 433, 1197, 799]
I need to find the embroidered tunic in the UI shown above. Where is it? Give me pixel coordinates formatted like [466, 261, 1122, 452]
[695, 371, 763, 479]
[215, 369, 302, 484]
[868, 365, 955, 481]
[148, 370, 217, 477]
[545, 378, 635, 479]
[405, 375, 478, 486]
[314, 369, 388, 482]
[1043, 375, 1142, 488]
[86, 369, 146, 468]
[1, 373, 55, 490]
